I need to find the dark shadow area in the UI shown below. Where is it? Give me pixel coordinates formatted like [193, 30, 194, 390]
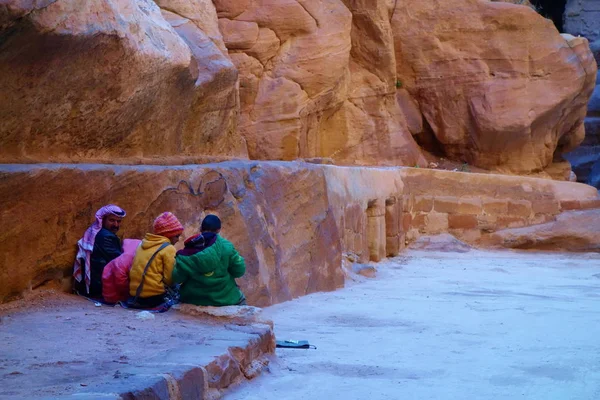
[531, 0, 567, 32]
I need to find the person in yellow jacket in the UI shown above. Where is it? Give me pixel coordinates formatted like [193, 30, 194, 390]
[128, 212, 183, 308]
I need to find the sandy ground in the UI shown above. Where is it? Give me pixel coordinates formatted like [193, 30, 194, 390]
[0, 293, 267, 399]
[226, 249, 600, 400]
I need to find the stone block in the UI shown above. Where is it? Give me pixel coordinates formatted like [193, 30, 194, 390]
[482, 198, 508, 215]
[454, 229, 482, 243]
[530, 214, 557, 225]
[507, 200, 532, 217]
[386, 234, 401, 257]
[477, 214, 498, 232]
[560, 199, 581, 210]
[402, 195, 414, 212]
[579, 199, 600, 210]
[448, 214, 478, 229]
[531, 199, 560, 215]
[413, 195, 434, 212]
[423, 212, 449, 234]
[402, 212, 412, 232]
[412, 213, 427, 230]
[457, 197, 483, 215]
[433, 196, 460, 213]
[497, 216, 527, 229]
[385, 197, 401, 236]
[367, 213, 386, 262]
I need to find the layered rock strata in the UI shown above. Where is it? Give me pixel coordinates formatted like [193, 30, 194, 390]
[1, 0, 597, 175]
[392, 0, 597, 175]
[0, 0, 247, 163]
[0, 162, 344, 305]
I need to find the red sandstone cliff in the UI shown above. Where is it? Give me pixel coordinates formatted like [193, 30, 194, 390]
[0, 0, 596, 175]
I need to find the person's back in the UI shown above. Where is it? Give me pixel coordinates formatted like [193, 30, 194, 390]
[128, 212, 182, 308]
[173, 215, 246, 306]
[102, 239, 141, 303]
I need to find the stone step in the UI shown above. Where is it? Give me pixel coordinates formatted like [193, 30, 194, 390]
[0, 295, 274, 400]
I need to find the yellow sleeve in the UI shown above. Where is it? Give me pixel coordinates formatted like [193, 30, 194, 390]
[162, 245, 176, 287]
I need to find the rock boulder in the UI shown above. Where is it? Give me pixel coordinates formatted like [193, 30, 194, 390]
[0, 0, 247, 163]
[392, 0, 597, 175]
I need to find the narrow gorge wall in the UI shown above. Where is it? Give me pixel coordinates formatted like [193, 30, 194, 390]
[2, 162, 598, 304]
[0, 0, 596, 175]
[1, 1, 600, 305]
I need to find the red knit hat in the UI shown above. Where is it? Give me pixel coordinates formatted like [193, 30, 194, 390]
[153, 212, 184, 238]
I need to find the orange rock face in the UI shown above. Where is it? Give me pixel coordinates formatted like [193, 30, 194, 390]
[0, 162, 343, 305]
[1, 0, 597, 172]
[0, 0, 247, 163]
[392, 0, 597, 174]
[1, 161, 598, 304]
[214, 0, 426, 166]
[489, 209, 600, 252]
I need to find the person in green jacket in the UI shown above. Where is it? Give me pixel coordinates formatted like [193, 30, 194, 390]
[173, 215, 246, 306]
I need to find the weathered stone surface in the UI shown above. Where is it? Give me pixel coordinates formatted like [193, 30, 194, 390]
[0, 162, 343, 304]
[489, 209, 600, 252]
[2, 162, 599, 303]
[223, 0, 426, 166]
[0, 0, 247, 163]
[0, 293, 274, 399]
[392, 0, 597, 174]
[385, 197, 403, 256]
[448, 214, 479, 230]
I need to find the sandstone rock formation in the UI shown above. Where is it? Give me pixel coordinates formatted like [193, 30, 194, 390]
[0, 0, 247, 163]
[392, 0, 597, 175]
[1, 0, 597, 174]
[214, 0, 426, 166]
[0, 162, 343, 305]
[4, 161, 597, 304]
[489, 209, 600, 252]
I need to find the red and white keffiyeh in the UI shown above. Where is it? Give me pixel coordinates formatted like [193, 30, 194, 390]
[73, 204, 126, 293]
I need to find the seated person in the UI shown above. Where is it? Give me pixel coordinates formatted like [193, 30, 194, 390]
[73, 204, 126, 298]
[128, 212, 183, 308]
[173, 215, 246, 306]
[101, 238, 141, 304]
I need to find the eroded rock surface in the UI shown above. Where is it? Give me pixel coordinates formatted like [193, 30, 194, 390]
[392, 0, 597, 175]
[1, 0, 597, 173]
[489, 209, 600, 251]
[0, 162, 343, 305]
[0, 0, 247, 163]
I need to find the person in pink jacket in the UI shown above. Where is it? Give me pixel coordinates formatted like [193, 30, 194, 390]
[101, 239, 141, 303]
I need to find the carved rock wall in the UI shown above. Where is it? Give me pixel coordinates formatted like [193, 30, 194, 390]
[1, 162, 598, 304]
[0, 162, 343, 305]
